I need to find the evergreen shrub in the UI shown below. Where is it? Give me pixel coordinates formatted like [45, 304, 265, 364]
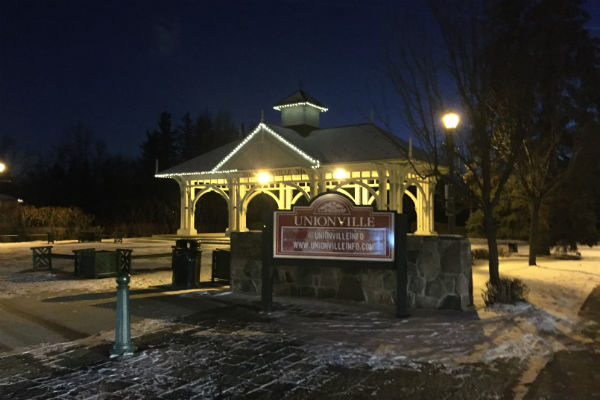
[482, 278, 528, 305]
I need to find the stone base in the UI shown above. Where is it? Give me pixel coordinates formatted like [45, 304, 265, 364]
[230, 232, 472, 311]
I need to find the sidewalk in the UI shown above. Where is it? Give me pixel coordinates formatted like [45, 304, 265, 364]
[0, 290, 524, 399]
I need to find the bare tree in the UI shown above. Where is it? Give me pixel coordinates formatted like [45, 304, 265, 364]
[386, 1, 529, 285]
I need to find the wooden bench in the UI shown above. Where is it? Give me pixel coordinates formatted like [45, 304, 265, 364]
[31, 246, 54, 270]
[0, 234, 19, 243]
[31, 246, 133, 277]
[78, 231, 102, 243]
[113, 232, 124, 244]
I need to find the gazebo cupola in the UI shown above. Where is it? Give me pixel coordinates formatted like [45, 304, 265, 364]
[273, 90, 328, 136]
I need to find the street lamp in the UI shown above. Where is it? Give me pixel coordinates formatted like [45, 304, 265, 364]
[0, 161, 10, 184]
[442, 112, 459, 234]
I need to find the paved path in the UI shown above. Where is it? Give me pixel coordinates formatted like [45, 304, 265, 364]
[1, 285, 599, 398]
[524, 285, 600, 399]
[1, 239, 599, 398]
[0, 294, 522, 399]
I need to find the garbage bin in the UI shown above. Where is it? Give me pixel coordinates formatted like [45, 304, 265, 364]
[212, 248, 231, 282]
[172, 239, 201, 287]
[75, 249, 118, 278]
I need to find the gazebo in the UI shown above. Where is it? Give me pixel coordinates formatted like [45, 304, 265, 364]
[156, 90, 438, 236]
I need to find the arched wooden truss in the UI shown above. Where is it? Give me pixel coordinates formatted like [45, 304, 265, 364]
[173, 166, 436, 235]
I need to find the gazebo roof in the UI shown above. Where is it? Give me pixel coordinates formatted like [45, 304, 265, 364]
[157, 122, 427, 177]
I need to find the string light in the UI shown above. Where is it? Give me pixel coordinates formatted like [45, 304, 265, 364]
[155, 169, 239, 178]
[273, 102, 328, 112]
[211, 123, 320, 172]
[155, 122, 322, 178]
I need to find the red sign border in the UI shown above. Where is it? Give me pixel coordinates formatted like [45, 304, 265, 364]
[273, 193, 395, 262]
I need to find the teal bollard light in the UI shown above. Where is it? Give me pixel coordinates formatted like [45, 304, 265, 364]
[110, 272, 137, 357]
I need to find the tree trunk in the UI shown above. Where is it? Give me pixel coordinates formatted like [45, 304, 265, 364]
[484, 209, 501, 285]
[528, 198, 541, 266]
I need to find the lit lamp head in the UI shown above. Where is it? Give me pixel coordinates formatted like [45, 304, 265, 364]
[442, 113, 460, 130]
[332, 168, 348, 180]
[0, 162, 6, 174]
[256, 171, 272, 185]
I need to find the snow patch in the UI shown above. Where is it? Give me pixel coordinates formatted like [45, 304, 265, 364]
[305, 342, 421, 371]
[483, 333, 548, 361]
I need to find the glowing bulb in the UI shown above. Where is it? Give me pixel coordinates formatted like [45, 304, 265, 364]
[257, 171, 272, 184]
[333, 168, 348, 180]
[442, 113, 460, 129]
[0, 162, 5, 173]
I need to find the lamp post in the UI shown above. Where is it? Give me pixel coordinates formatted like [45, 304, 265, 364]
[442, 113, 459, 234]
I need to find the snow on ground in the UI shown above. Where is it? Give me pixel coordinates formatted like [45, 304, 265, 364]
[0, 239, 599, 398]
[0, 239, 181, 298]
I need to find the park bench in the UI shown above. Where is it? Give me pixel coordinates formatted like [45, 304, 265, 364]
[0, 234, 19, 243]
[30, 242, 226, 283]
[30, 246, 132, 277]
[0, 232, 55, 243]
[78, 231, 102, 243]
[112, 232, 123, 243]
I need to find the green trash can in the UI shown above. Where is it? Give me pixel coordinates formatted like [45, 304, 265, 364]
[172, 239, 201, 287]
[76, 249, 119, 278]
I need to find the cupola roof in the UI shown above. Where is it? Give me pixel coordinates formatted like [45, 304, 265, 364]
[273, 90, 328, 112]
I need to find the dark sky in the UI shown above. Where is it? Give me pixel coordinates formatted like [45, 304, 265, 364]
[1, 1, 599, 157]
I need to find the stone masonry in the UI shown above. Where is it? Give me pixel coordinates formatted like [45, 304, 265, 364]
[230, 232, 472, 310]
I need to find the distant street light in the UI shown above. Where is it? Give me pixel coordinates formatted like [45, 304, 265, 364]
[0, 161, 10, 184]
[442, 113, 460, 234]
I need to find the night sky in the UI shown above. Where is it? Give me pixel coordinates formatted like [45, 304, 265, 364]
[2, 1, 599, 158]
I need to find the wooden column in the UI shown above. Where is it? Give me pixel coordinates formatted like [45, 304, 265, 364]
[176, 180, 197, 236]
